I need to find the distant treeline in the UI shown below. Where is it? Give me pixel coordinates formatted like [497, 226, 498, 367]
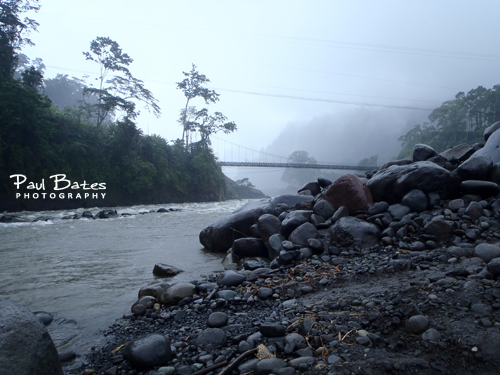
[0, 76, 226, 211]
[398, 85, 500, 158]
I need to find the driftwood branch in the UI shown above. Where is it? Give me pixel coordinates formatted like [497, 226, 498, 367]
[205, 285, 219, 301]
[216, 348, 258, 375]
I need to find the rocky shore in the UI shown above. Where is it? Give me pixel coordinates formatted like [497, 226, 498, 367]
[6, 123, 500, 375]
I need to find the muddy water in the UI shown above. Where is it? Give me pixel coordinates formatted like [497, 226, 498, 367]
[0, 199, 248, 360]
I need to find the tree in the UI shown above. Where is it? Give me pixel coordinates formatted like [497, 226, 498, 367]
[185, 107, 236, 146]
[281, 150, 319, 188]
[83, 37, 160, 129]
[357, 154, 378, 167]
[0, 0, 40, 80]
[176, 64, 220, 146]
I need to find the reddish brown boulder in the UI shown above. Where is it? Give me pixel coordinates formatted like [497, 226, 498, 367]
[323, 174, 373, 214]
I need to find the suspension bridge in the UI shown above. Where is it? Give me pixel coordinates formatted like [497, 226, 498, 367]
[212, 136, 378, 171]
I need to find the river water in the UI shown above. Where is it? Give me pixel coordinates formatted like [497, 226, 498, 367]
[0, 199, 249, 361]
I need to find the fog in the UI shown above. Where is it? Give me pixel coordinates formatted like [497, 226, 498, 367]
[23, 0, 500, 195]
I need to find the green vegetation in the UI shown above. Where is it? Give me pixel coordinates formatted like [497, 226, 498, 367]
[0, 1, 227, 211]
[398, 85, 500, 158]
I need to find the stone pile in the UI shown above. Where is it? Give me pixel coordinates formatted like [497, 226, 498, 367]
[71, 124, 500, 375]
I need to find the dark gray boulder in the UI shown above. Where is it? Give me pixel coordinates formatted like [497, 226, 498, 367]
[159, 283, 196, 305]
[195, 328, 227, 348]
[257, 214, 281, 244]
[281, 210, 313, 237]
[423, 216, 454, 242]
[96, 209, 118, 219]
[401, 189, 428, 213]
[474, 128, 500, 164]
[329, 216, 380, 249]
[440, 143, 474, 162]
[413, 144, 437, 162]
[460, 180, 499, 197]
[217, 270, 246, 287]
[232, 238, 268, 258]
[379, 159, 413, 170]
[0, 299, 63, 375]
[289, 222, 318, 247]
[271, 194, 314, 209]
[457, 155, 493, 181]
[313, 199, 335, 219]
[484, 121, 500, 142]
[199, 200, 273, 252]
[123, 334, 172, 370]
[367, 161, 455, 204]
[152, 264, 182, 277]
[298, 182, 321, 196]
[267, 234, 285, 260]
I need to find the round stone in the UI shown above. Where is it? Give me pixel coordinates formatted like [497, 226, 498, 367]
[207, 312, 228, 328]
[405, 315, 429, 334]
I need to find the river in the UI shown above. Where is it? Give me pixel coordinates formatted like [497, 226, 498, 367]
[0, 199, 249, 365]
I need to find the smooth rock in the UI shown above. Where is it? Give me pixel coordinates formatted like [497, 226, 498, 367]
[322, 174, 373, 214]
[217, 270, 246, 287]
[207, 312, 228, 328]
[0, 299, 63, 375]
[330, 216, 380, 249]
[313, 199, 335, 219]
[153, 264, 183, 277]
[401, 189, 428, 212]
[123, 334, 172, 370]
[195, 328, 227, 348]
[413, 144, 437, 162]
[289, 222, 318, 247]
[405, 315, 429, 334]
[232, 238, 268, 258]
[159, 283, 196, 305]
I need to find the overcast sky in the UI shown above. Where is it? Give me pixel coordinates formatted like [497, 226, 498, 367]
[26, 0, 500, 164]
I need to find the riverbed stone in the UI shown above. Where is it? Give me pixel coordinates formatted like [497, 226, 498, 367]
[281, 210, 313, 237]
[159, 283, 196, 305]
[33, 311, 53, 326]
[153, 263, 183, 277]
[217, 270, 246, 287]
[460, 180, 499, 197]
[313, 199, 335, 219]
[401, 189, 428, 212]
[423, 216, 454, 242]
[405, 315, 429, 334]
[259, 323, 286, 337]
[457, 155, 493, 181]
[199, 200, 273, 252]
[123, 334, 172, 370]
[465, 202, 485, 221]
[368, 161, 455, 203]
[254, 358, 287, 375]
[440, 143, 475, 162]
[322, 174, 373, 215]
[232, 238, 268, 258]
[0, 299, 63, 375]
[473, 126, 500, 164]
[487, 257, 500, 276]
[288, 222, 318, 246]
[298, 182, 321, 196]
[207, 312, 228, 328]
[330, 216, 380, 249]
[195, 328, 227, 348]
[413, 144, 437, 162]
[267, 234, 285, 260]
[271, 195, 314, 210]
[422, 328, 441, 342]
[257, 214, 281, 245]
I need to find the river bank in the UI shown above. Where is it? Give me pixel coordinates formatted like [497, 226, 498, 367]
[0, 200, 250, 371]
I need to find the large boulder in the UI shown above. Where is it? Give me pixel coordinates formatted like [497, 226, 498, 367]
[473, 128, 500, 164]
[281, 210, 313, 237]
[199, 200, 273, 252]
[232, 238, 268, 258]
[0, 299, 63, 375]
[456, 155, 493, 181]
[484, 121, 500, 142]
[413, 144, 437, 162]
[329, 216, 380, 249]
[159, 283, 196, 305]
[270, 194, 314, 209]
[123, 334, 172, 370]
[288, 222, 318, 247]
[440, 144, 475, 162]
[323, 174, 373, 215]
[423, 216, 454, 243]
[257, 214, 281, 246]
[367, 161, 455, 204]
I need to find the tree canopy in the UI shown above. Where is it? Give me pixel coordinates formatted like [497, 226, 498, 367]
[398, 85, 500, 158]
[83, 37, 160, 129]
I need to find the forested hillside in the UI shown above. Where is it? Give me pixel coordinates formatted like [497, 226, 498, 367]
[0, 1, 228, 211]
[398, 85, 500, 158]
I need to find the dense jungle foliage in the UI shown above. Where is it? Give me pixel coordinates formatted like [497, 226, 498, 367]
[398, 85, 500, 158]
[0, 0, 227, 211]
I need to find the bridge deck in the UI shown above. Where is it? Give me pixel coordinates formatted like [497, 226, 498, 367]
[217, 161, 377, 171]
